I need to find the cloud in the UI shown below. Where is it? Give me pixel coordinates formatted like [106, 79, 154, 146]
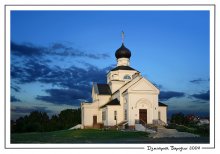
[11, 59, 113, 87]
[11, 42, 44, 57]
[191, 90, 210, 101]
[190, 78, 208, 84]
[11, 85, 21, 92]
[11, 96, 21, 102]
[191, 100, 208, 104]
[11, 41, 110, 59]
[11, 59, 51, 83]
[36, 88, 91, 105]
[11, 59, 115, 105]
[159, 91, 185, 101]
[49, 42, 110, 59]
[11, 42, 114, 106]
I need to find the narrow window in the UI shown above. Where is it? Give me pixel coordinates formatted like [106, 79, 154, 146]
[114, 111, 117, 120]
[124, 110, 127, 121]
[102, 111, 106, 121]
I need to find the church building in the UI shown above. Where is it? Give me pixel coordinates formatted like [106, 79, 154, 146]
[81, 35, 167, 130]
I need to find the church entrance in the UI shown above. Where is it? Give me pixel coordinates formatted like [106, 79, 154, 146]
[139, 109, 147, 124]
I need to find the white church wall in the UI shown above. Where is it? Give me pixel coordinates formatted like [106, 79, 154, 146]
[106, 106, 123, 126]
[97, 109, 103, 124]
[118, 70, 137, 81]
[82, 108, 98, 127]
[153, 94, 159, 120]
[81, 102, 99, 128]
[107, 70, 137, 84]
[101, 108, 108, 126]
[109, 80, 125, 93]
[111, 91, 120, 100]
[122, 94, 129, 123]
[158, 106, 167, 124]
[81, 106, 84, 127]
[128, 93, 158, 125]
[98, 95, 111, 107]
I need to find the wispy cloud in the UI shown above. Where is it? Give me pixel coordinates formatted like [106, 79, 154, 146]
[11, 96, 21, 102]
[11, 59, 113, 86]
[191, 90, 210, 101]
[189, 78, 209, 84]
[11, 41, 110, 59]
[11, 85, 21, 92]
[36, 88, 90, 106]
[11, 42, 44, 57]
[11, 58, 114, 105]
[191, 100, 209, 104]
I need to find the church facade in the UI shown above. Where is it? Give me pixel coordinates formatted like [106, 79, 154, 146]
[81, 41, 167, 129]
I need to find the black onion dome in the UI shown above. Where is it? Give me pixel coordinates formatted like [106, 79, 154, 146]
[115, 43, 131, 59]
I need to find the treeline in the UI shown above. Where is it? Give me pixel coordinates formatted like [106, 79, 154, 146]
[170, 112, 200, 125]
[11, 108, 81, 133]
[169, 112, 209, 136]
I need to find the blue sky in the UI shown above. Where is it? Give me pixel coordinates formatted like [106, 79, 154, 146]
[10, 10, 210, 120]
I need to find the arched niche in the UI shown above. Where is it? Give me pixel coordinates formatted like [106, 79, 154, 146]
[135, 98, 152, 108]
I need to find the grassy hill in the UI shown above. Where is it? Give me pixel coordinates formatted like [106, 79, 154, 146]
[11, 129, 149, 143]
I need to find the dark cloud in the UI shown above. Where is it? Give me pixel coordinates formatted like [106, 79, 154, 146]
[11, 65, 25, 79]
[191, 90, 210, 101]
[159, 91, 185, 101]
[11, 59, 51, 83]
[11, 96, 21, 102]
[11, 41, 110, 59]
[11, 106, 52, 114]
[10, 41, 114, 106]
[36, 88, 91, 105]
[11, 85, 21, 92]
[191, 100, 208, 104]
[11, 59, 113, 87]
[190, 78, 208, 84]
[11, 59, 115, 105]
[49, 42, 110, 59]
[11, 42, 44, 56]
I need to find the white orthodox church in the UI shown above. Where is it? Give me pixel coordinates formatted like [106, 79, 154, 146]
[81, 36, 167, 130]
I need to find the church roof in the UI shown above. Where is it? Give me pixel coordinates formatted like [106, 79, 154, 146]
[159, 102, 168, 107]
[96, 84, 111, 95]
[100, 98, 120, 108]
[115, 43, 131, 59]
[111, 66, 137, 71]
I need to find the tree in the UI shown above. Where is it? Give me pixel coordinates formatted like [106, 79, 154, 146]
[58, 108, 81, 129]
[12, 108, 81, 133]
[26, 111, 49, 132]
[48, 115, 60, 131]
[170, 113, 186, 125]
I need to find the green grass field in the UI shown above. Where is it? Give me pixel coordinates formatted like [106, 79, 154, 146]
[11, 129, 149, 143]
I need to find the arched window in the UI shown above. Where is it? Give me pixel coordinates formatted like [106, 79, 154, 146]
[112, 74, 118, 80]
[123, 75, 131, 80]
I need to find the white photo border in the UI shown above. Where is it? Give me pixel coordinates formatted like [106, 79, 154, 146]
[5, 4, 215, 150]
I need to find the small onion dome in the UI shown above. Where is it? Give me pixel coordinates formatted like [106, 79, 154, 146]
[115, 43, 131, 59]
